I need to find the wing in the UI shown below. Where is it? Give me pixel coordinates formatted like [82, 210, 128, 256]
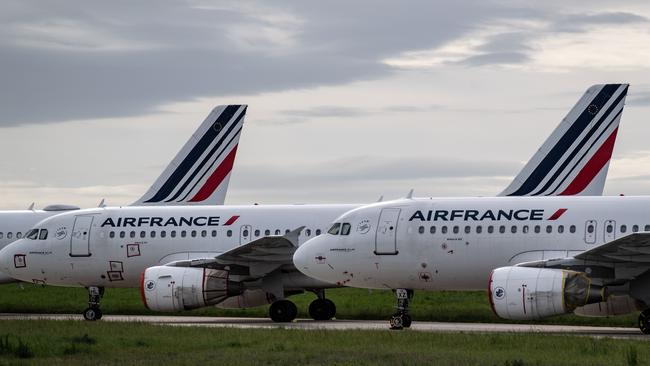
[166, 226, 304, 278]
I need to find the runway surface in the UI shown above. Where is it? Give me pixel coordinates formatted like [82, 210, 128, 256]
[1, 313, 646, 339]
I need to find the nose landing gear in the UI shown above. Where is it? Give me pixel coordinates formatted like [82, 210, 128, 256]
[83, 286, 104, 321]
[389, 288, 413, 330]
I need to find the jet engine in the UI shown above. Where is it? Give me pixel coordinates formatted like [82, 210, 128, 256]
[140, 266, 243, 312]
[488, 267, 605, 320]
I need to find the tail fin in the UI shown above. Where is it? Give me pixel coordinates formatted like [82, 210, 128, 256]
[499, 84, 628, 196]
[132, 105, 247, 206]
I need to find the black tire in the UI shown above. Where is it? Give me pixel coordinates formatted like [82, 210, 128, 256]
[83, 307, 101, 321]
[323, 299, 336, 319]
[389, 314, 403, 330]
[269, 300, 297, 323]
[402, 314, 412, 328]
[639, 309, 650, 334]
[309, 299, 331, 321]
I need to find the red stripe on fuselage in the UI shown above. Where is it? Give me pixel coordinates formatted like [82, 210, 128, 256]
[559, 128, 618, 195]
[224, 215, 240, 226]
[547, 208, 567, 221]
[189, 145, 238, 202]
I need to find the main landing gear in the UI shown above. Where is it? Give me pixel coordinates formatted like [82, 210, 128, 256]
[268, 291, 337, 322]
[308, 290, 336, 321]
[83, 286, 104, 321]
[389, 288, 413, 330]
[639, 308, 650, 334]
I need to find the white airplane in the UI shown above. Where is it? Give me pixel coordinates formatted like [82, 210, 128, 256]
[291, 84, 650, 331]
[0, 84, 626, 323]
[0, 104, 247, 283]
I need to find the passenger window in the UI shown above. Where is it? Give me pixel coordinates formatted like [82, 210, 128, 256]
[499, 226, 505, 234]
[621, 225, 627, 233]
[570, 225, 576, 233]
[171, 231, 177, 238]
[255, 229, 260, 237]
[558, 225, 564, 234]
[109, 231, 115, 239]
[328, 223, 341, 235]
[418, 226, 425, 234]
[212, 230, 217, 237]
[161, 231, 167, 238]
[522, 225, 529, 234]
[191, 230, 197, 238]
[633, 225, 639, 233]
[201, 230, 207, 238]
[306, 229, 311, 236]
[606, 224, 613, 233]
[16, 232, 22, 239]
[441, 226, 448, 234]
[242, 230, 248, 237]
[546, 225, 552, 234]
[534, 225, 541, 234]
[7, 232, 12, 240]
[286, 229, 290, 234]
[464, 226, 471, 234]
[453, 226, 459, 234]
[487, 226, 494, 234]
[476, 226, 482, 234]
[265, 229, 270, 236]
[275, 229, 281, 235]
[316, 229, 322, 235]
[151, 231, 156, 238]
[120, 231, 125, 238]
[645, 225, 650, 232]
[181, 231, 187, 238]
[140, 231, 146, 238]
[587, 225, 594, 234]
[511, 226, 517, 234]
[430, 226, 436, 234]
[0, 232, 3, 239]
[341, 223, 351, 236]
[227, 230, 232, 237]
[130, 231, 135, 238]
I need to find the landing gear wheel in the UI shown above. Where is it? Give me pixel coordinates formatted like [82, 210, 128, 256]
[639, 309, 650, 334]
[269, 300, 298, 323]
[83, 286, 105, 321]
[309, 298, 337, 320]
[390, 313, 404, 330]
[402, 314, 412, 328]
[83, 307, 102, 321]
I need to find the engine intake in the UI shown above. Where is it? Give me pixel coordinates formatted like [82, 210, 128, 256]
[140, 266, 243, 312]
[488, 267, 604, 320]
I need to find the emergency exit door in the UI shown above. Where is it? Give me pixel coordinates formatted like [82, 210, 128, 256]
[584, 220, 597, 244]
[70, 216, 94, 257]
[375, 208, 400, 255]
[240, 225, 252, 245]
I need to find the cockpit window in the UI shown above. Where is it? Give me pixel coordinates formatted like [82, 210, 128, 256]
[341, 223, 351, 236]
[39, 229, 48, 240]
[327, 223, 341, 235]
[26, 229, 39, 240]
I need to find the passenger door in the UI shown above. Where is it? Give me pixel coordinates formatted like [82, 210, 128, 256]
[375, 208, 400, 255]
[70, 216, 94, 257]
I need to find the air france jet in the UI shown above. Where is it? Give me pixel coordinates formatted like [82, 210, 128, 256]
[292, 84, 650, 332]
[0, 84, 626, 323]
[0, 105, 246, 283]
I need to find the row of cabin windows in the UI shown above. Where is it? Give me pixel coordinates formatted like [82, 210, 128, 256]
[418, 224, 650, 236]
[106, 228, 323, 240]
[418, 224, 576, 235]
[0, 232, 22, 240]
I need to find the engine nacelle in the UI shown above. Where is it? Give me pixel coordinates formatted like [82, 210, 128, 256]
[140, 266, 243, 312]
[488, 267, 604, 320]
[217, 289, 275, 309]
[574, 295, 642, 317]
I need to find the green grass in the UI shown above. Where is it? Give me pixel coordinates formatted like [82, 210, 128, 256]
[0, 320, 647, 365]
[0, 283, 639, 328]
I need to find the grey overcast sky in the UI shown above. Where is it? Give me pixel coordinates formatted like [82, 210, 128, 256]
[2, 0, 650, 209]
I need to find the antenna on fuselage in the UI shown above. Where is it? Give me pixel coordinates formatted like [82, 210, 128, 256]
[98, 199, 107, 208]
[377, 195, 384, 202]
[405, 189, 414, 199]
[27, 202, 35, 211]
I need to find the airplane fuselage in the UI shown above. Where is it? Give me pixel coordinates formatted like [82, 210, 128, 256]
[294, 196, 650, 290]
